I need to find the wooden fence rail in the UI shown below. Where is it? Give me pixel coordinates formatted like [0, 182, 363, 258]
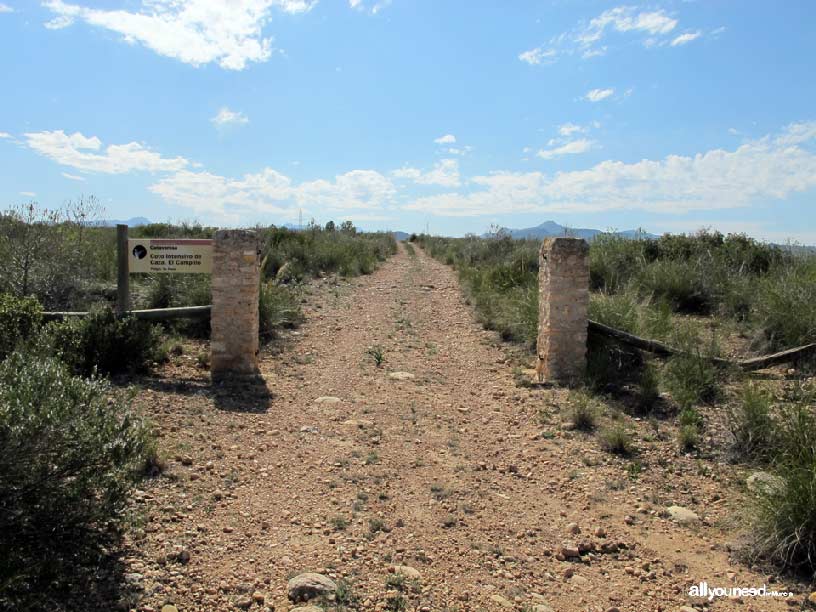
[42, 305, 211, 322]
[41, 307, 813, 371]
[588, 320, 816, 372]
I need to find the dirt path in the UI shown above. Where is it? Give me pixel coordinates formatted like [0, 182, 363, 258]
[128, 244, 798, 612]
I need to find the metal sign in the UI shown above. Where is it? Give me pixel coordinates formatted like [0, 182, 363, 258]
[127, 238, 213, 274]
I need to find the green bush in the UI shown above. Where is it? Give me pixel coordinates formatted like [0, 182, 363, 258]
[661, 326, 721, 410]
[750, 395, 816, 573]
[568, 391, 598, 431]
[599, 425, 635, 456]
[728, 384, 775, 462]
[36, 307, 164, 376]
[755, 258, 816, 350]
[259, 224, 396, 282]
[259, 282, 303, 341]
[0, 352, 154, 607]
[635, 259, 712, 314]
[0, 293, 43, 361]
[589, 233, 647, 292]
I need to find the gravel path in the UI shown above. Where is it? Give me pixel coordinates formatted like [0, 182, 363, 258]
[127, 243, 798, 612]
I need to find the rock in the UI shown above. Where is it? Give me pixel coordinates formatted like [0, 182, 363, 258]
[666, 505, 700, 525]
[291, 607, 323, 612]
[180, 455, 193, 466]
[594, 526, 607, 538]
[391, 565, 421, 581]
[252, 591, 265, 604]
[532, 605, 555, 612]
[287, 572, 337, 603]
[314, 396, 341, 404]
[809, 592, 816, 604]
[489, 594, 514, 608]
[746, 471, 784, 495]
[388, 371, 415, 381]
[342, 419, 374, 428]
[558, 542, 581, 558]
[235, 596, 252, 609]
[161, 606, 178, 612]
[678, 607, 698, 612]
[567, 522, 580, 535]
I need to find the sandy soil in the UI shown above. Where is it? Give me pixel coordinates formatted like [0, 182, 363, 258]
[123, 243, 805, 612]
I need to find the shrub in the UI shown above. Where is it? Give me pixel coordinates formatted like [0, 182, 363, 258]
[750, 398, 816, 573]
[589, 233, 647, 292]
[35, 307, 164, 376]
[0, 293, 43, 361]
[259, 282, 303, 341]
[637, 361, 661, 411]
[661, 325, 721, 410]
[599, 425, 635, 456]
[0, 352, 154, 607]
[588, 292, 640, 334]
[755, 258, 816, 351]
[568, 391, 598, 431]
[635, 259, 712, 314]
[727, 384, 775, 462]
[677, 424, 700, 451]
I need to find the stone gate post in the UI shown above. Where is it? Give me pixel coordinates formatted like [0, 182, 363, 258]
[211, 229, 260, 382]
[536, 237, 590, 384]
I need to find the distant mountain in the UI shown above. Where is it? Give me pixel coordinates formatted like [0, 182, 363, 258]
[96, 216, 151, 227]
[487, 221, 658, 241]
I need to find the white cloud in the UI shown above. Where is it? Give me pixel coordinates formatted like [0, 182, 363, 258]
[42, 0, 316, 70]
[392, 159, 460, 188]
[0, 131, 12, 139]
[521, 5, 701, 65]
[0, 4, 13, 13]
[211, 107, 250, 127]
[349, 0, 391, 15]
[578, 6, 677, 46]
[25, 130, 189, 174]
[20, 191, 36, 197]
[584, 88, 614, 102]
[558, 123, 586, 137]
[670, 31, 701, 46]
[434, 134, 456, 145]
[403, 122, 816, 217]
[518, 46, 557, 65]
[537, 139, 595, 160]
[61, 172, 86, 181]
[150, 167, 396, 219]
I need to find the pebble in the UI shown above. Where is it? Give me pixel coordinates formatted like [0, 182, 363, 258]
[287, 572, 337, 602]
[314, 396, 342, 404]
[666, 505, 700, 525]
[388, 371, 415, 380]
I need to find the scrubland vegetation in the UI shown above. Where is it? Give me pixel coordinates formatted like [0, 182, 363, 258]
[416, 229, 816, 576]
[0, 201, 395, 609]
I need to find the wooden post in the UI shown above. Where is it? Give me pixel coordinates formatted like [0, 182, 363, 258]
[116, 224, 130, 314]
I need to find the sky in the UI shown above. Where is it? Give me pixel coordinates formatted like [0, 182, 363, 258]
[0, 1, 815, 242]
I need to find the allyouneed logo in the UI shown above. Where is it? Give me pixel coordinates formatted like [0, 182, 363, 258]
[688, 581, 793, 601]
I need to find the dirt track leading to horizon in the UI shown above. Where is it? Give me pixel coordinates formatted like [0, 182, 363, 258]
[126, 243, 798, 612]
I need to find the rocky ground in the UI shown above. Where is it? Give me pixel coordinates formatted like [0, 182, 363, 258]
[121, 243, 808, 612]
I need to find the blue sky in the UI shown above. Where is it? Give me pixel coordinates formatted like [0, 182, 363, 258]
[1, 1, 815, 241]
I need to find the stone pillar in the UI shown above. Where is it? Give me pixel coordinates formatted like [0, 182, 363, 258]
[536, 237, 590, 384]
[211, 229, 260, 382]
